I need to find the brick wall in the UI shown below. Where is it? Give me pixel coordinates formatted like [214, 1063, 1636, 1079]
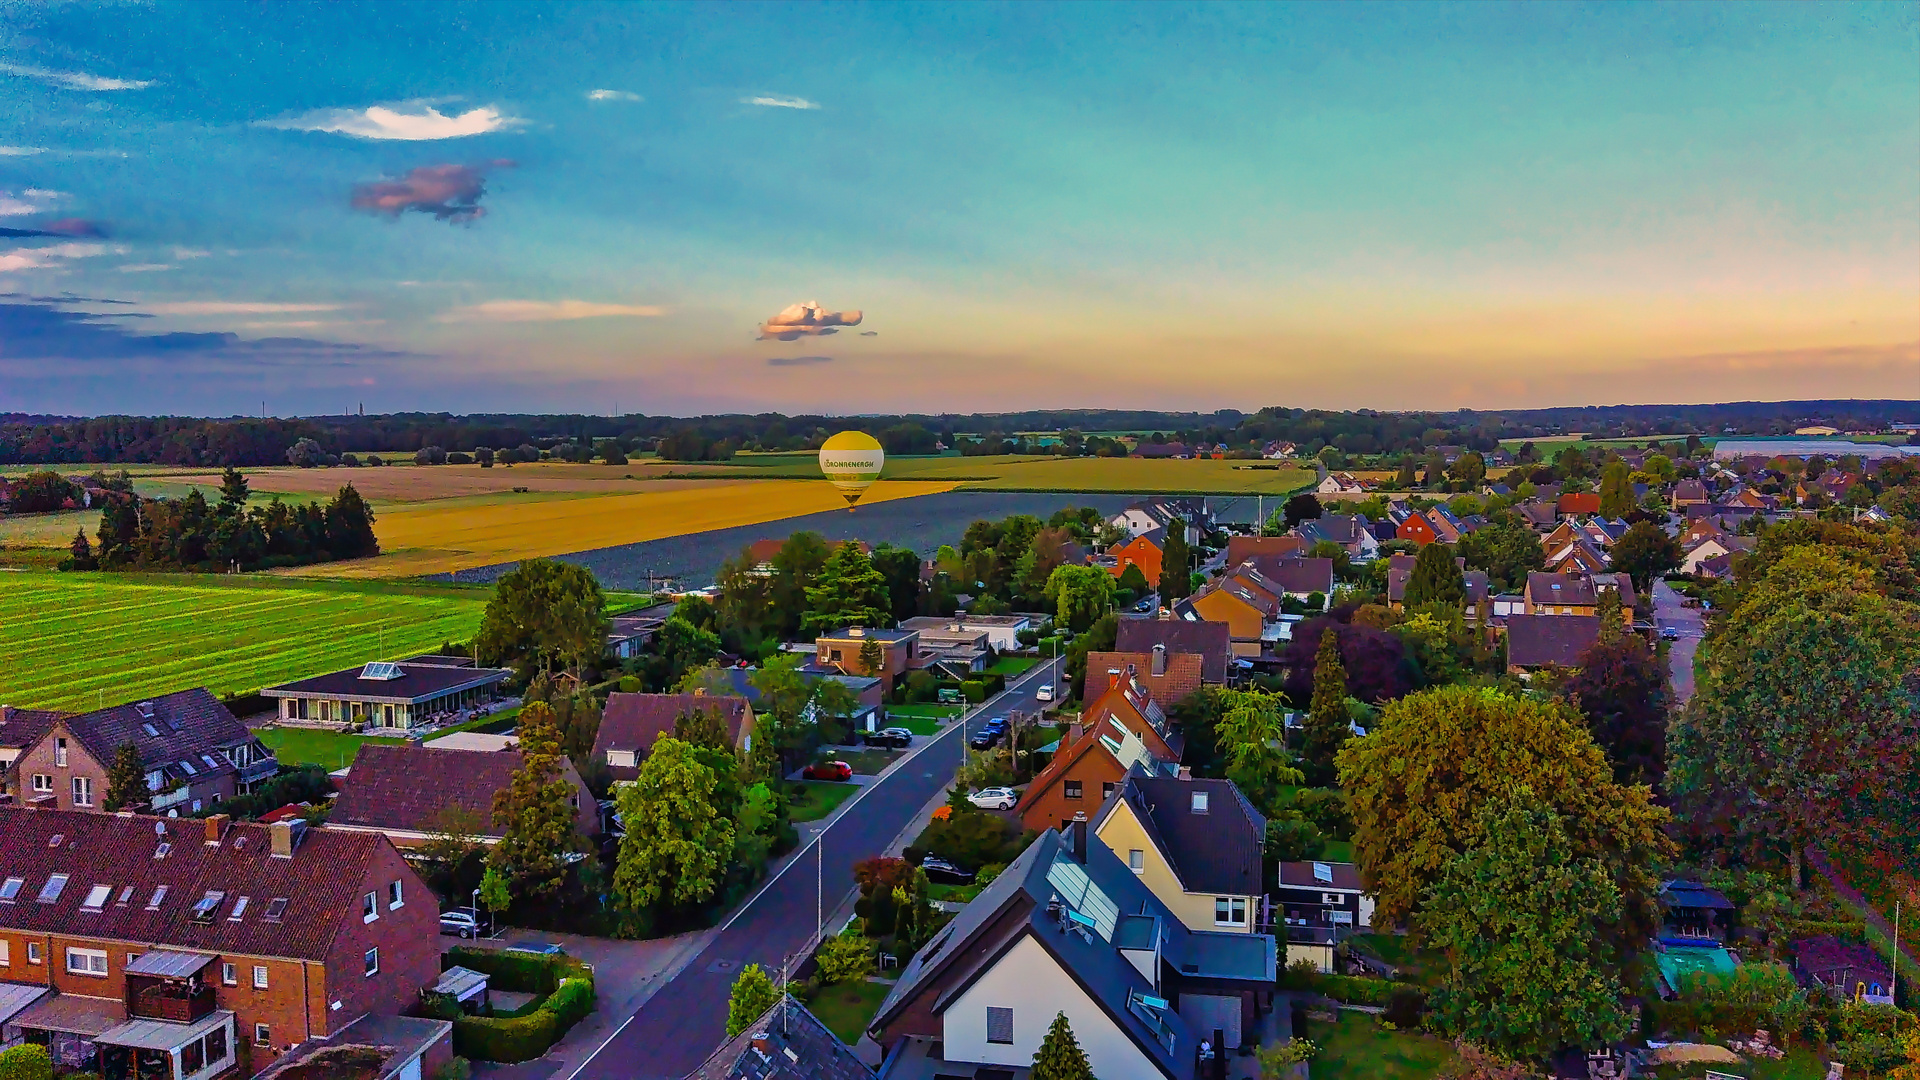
[318, 841, 443, 1030]
[10, 723, 108, 810]
[1018, 753, 1126, 835]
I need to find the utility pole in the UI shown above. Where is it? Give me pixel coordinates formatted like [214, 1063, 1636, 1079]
[1894, 901, 1902, 1005]
[815, 834, 823, 952]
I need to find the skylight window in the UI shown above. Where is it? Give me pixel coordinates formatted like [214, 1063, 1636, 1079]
[81, 884, 112, 911]
[146, 885, 169, 910]
[190, 890, 225, 923]
[116, 885, 134, 905]
[154, 842, 171, 859]
[1045, 854, 1119, 941]
[228, 896, 249, 921]
[177, 759, 197, 776]
[201, 754, 219, 770]
[48, 833, 64, 848]
[141, 723, 160, 737]
[1312, 861, 1333, 884]
[263, 897, 288, 923]
[359, 661, 404, 680]
[37, 873, 69, 903]
[0, 877, 23, 902]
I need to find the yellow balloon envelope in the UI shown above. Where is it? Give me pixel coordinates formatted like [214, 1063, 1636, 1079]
[819, 430, 885, 508]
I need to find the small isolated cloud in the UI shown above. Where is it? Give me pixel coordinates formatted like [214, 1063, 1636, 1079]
[260, 100, 521, 141]
[0, 242, 125, 272]
[172, 247, 210, 260]
[859, 330, 877, 336]
[0, 146, 45, 156]
[351, 161, 514, 224]
[767, 355, 833, 367]
[143, 302, 342, 315]
[442, 300, 666, 322]
[118, 263, 173, 273]
[587, 89, 641, 102]
[0, 189, 62, 218]
[758, 300, 862, 340]
[744, 95, 819, 110]
[0, 62, 152, 91]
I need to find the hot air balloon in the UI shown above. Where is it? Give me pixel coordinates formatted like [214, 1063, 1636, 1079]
[819, 431, 885, 509]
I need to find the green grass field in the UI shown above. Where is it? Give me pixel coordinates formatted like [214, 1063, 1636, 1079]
[0, 571, 490, 711]
[1308, 1010, 1457, 1079]
[786, 780, 861, 823]
[806, 978, 892, 1044]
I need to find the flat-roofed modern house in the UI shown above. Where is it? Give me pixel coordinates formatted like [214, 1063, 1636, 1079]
[1274, 860, 1375, 972]
[0, 806, 443, 1078]
[260, 660, 512, 732]
[813, 627, 920, 695]
[899, 614, 1033, 652]
[869, 825, 1277, 1078]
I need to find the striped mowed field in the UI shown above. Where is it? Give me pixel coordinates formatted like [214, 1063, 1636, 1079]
[0, 573, 488, 711]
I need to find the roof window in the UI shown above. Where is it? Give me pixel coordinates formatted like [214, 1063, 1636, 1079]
[0, 877, 22, 902]
[48, 834, 64, 848]
[263, 897, 288, 923]
[1312, 861, 1333, 884]
[190, 890, 226, 923]
[228, 896, 249, 921]
[154, 842, 171, 859]
[177, 759, 197, 776]
[81, 884, 112, 911]
[359, 661, 404, 680]
[201, 754, 219, 770]
[146, 885, 169, 910]
[116, 885, 134, 905]
[141, 723, 160, 737]
[37, 873, 69, 903]
[1190, 791, 1209, 814]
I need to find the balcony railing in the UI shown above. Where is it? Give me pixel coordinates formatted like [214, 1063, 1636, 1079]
[130, 982, 216, 1024]
[1283, 923, 1339, 946]
[151, 785, 192, 810]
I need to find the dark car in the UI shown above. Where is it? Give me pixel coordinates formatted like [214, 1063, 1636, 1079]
[968, 723, 1006, 750]
[1660, 626, 1681, 640]
[803, 760, 854, 782]
[920, 857, 976, 885]
[864, 727, 914, 748]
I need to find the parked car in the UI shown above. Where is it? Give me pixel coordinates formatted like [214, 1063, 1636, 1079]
[803, 760, 854, 782]
[1135, 599, 1154, 612]
[1660, 626, 1681, 640]
[968, 723, 1005, 750]
[439, 909, 481, 939]
[864, 727, 914, 748]
[507, 941, 565, 956]
[1034, 684, 1054, 702]
[968, 787, 1017, 810]
[921, 857, 976, 885]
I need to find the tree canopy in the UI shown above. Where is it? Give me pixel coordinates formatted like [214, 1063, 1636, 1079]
[613, 736, 738, 911]
[1045, 564, 1115, 633]
[1031, 1012, 1097, 1080]
[475, 559, 610, 676]
[1560, 631, 1667, 791]
[487, 702, 585, 902]
[1159, 518, 1193, 603]
[1404, 542, 1465, 609]
[1301, 628, 1350, 787]
[802, 542, 894, 635]
[1607, 520, 1682, 592]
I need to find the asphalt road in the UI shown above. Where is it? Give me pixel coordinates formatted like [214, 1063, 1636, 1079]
[1652, 579, 1705, 705]
[568, 657, 1064, 1080]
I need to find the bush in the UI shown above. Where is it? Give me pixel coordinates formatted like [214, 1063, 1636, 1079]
[447, 452, 474, 465]
[814, 934, 875, 986]
[1384, 988, 1427, 1029]
[452, 1010, 559, 1063]
[618, 676, 640, 692]
[1277, 967, 1398, 1006]
[0, 1044, 51, 1080]
[905, 802, 1026, 871]
[444, 949, 597, 1063]
[1291, 788, 1354, 838]
[960, 680, 987, 703]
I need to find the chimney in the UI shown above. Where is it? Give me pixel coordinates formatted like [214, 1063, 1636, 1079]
[1178, 765, 1192, 780]
[204, 814, 231, 845]
[749, 1035, 769, 1055]
[1150, 644, 1166, 677]
[0, 705, 12, 725]
[1069, 819, 1088, 864]
[1106, 668, 1122, 692]
[269, 819, 298, 859]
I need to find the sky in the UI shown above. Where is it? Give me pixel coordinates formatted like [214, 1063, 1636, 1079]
[1, 1, 1915, 417]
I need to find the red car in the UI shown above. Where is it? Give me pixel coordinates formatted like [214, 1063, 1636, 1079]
[803, 760, 854, 782]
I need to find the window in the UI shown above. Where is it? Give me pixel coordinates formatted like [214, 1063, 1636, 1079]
[1190, 791, 1210, 814]
[1129, 849, 1145, 874]
[0, 877, 22, 902]
[222, 963, 236, 985]
[190, 890, 225, 922]
[364, 948, 379, 977]
[387, 880, 404, 910]
[70, 776, 93, 806]
[146, 884, 169, 910]
[263, 897, 288, 922]
[1102, 781, 1116, 799]
[254, 1024, 271, 1048]
[0, 940, 8, 965]
[986, 1006, 1014, 1045]
[606, 750, 637, 769]
[1064, 780, 1083, 800]
[154, 841, 171, 859]
[228, 896, 249, 921]
[30, 774, 51, 793]
[1214, 896, 1248, 927]
[27, 942, 42, 964]
[81, 884, 111, 911]
[177, 758, 197, 776]
[1321, 892, 1345, 907]
[252, 965, 268, 990]
[66, 947, 108, 976]
[36, 873, 68, 903]
[116, 885, 134, 906]
[54, 737, 67, 767]
[362, 891, 379, 923]
[204, 1025, 228, 1066]
[181, 1033, 205, 1074]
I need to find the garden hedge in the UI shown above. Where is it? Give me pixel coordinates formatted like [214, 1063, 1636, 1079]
[442, 948, 598, 1063]
[1277, 969, 1399, 1006]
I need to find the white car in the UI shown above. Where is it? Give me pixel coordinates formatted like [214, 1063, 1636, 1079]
[1034, 684, 1054, 702]
[968, 787, 1017, 811]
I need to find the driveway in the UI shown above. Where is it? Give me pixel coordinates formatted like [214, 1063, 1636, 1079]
[564, 657, 1065, 1080]
[1652, 580, 1705, 706]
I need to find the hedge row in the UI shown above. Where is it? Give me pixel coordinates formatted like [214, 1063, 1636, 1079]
[1278, 969, 1399, 1006]
[958, 672, 1008, 703]
[444, 946, 591, 996]
[443, 949, 597, 1063]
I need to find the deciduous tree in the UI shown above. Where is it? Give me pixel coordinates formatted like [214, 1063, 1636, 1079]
[475, 559, 610, 677]
[103, 742, 145, 812]
[1561, 632, 1666, 790]
[1045, 564, 1116, 633]
[1457, 517, 1545, 592]
[614, 737, 736, 911]
[724, 964, 781, 1038]
[1215, 689, 1304, 816]
[1598, 460, 1634, 519]
[1283, 493, 1323, 529]
[1608, 521, 1681, 593]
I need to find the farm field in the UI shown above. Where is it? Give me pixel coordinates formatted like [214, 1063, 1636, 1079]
[670, 453, 1317, 493]
[0, 572, 489, 711]
[166, 461, 711, 502]
[286, 477, 958, 579]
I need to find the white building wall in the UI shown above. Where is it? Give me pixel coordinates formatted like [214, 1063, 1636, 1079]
[943, 934, 1168, 1078]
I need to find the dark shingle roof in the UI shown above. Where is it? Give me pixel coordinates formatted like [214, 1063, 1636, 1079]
[0, 706, 67, 750]
[332, 743, 548, 836]
[1099, 771, 1265, 896]
[61, 688, 256, 779]
[1277, 861, 1365, 892]
[1504, 613, 1602, 669]
[1526, 571, 1599, 607]
[1116, 617, 1231, 683]
[1242, 556, 1334, 597]
[595, 693, 751, 776]
[684, 996, 873, 1080]
[0, 805, 394, 961]
[261, 663, 511, 704]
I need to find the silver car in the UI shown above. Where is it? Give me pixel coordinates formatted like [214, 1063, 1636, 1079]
[967, 786, 1017, 810]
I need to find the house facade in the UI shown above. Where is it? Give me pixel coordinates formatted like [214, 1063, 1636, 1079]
[1092, 771, 1266, 936]
[1274, 860, 1375, 972]
[260, 660, 512, 733]
[1105, 530, 1166, 586]
[814, 627, 920, 694]
[0, 808, 441, 1078]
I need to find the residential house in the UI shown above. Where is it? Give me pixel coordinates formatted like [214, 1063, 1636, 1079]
[1242, 556, 1335, 604]
[814, 626, 921, 695]
[1080, 669, 1185, 763]
[1504, 613, 1602, 674]
[594, 693, 753, 781]
[1130, 441, 1190, 460]
[327, 743, 597, 848]
[1223, 535, 1305, 566]
[0, 706, 67, 799]
[8, 689, 277, 816]
[1084, 647, 1204, 711]
[1513, 499, 1561, 533]
[1174, 571, 1280, 658]
[688, 996, 874, 1080]
[1557, 492, 1602, 518]
[1429, 445, 1469, 464]
[1274, 861, 1376, 973]
[1671, 479, 1710, 511]
[1544, 536, 1610, 575]
[1392, 506, 1472, 546]
[1292, 514, 1379, 562]
[605, 614, 664, 661]
[1677, 515, 1728, 550]
[1693, 552, 1735, 580]
[1109, 499, 1211, 545]
[1017, 670, 1183, 833]
[908, 624, 994, 679]
[1384, 553, 1488, 617]
[1260, 441, 1296, 459]
[253, 1013, 452, 1080]
[1104, 528, 1166, 586]
[1523, 572, 1633, 619]
[260, 660, 512, 732]
[899, 613, 1033, 652]
[1680, 535, 1754, 575]
[1115, 618, 1232, 685]
[0, 807, 442, 1078]
[1092, 769, 1266, 935]
[721, 666, 886, 734]
[1314, 472, 1367, 496]
[868, 825, 1278, 1077]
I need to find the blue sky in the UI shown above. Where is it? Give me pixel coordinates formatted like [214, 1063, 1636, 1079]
[1, 1, 1915, 416]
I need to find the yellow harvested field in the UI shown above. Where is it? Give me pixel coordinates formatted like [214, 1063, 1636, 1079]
[168, 461, 705, 503]
[288, 478, 956, 578]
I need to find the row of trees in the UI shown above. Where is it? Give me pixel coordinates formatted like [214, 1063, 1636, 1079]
[64, 468, 377, 572]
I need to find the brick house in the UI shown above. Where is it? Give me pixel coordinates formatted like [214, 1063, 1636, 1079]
[6, 689, 277, 816]
[814, 627, 920, 695]
[1084, 647, 1203, 710]
[1103, 529, 1165, 586]
[1114, 617, 1232, 685]
[1018, 671, 1184, 834]
[593, 693, 754, 781]
[0, 807, 444, 1078]
[1223, 535, 1305, 566]
[327, 743, 598, 848]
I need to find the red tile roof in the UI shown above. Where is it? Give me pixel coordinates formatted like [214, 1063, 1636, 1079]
[331, 742, 589, 837]
[1085, 651, 1204, 709]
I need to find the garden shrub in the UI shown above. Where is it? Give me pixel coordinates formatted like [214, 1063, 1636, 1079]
[0, 1044, 52, 1080]
[1384, 988, 1428, 1029]
[960, 680, 987, 703]
[452, 1009, 559, 1063]
[814, 933, 876, 986]
[442, 947, 597, 1062]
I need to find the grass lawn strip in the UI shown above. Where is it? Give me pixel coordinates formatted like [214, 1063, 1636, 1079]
[806, 979, 892, 1045]
[1306, 1010, 1456, 1080]
[786, 780, 860, 823]
[986, 656, 1041, 676]
[817, 748, 903, 775]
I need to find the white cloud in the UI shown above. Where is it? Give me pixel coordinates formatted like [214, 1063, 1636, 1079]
[743, 95, 820, 110]
[0, 62, 152, 91]
[258, 101, 522, 141]
[0, 188, 61, 216]
[0, 146, 45, 156]
[587, 89, 641, 102]
[442, 300, 667, 322]
[142, 302, 343, 315]
[0, 242, 122, 272]
[118, 263, 174, 272]
[172, 248, 211, 260]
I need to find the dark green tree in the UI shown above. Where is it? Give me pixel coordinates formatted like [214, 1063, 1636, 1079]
[870, 543, 923, 622]
[1396, 458, 1419, 489]
[1448, 450, 1486, 488]
[103, 742, 145, 812]
[474, 559, 610, 676]
[1404, 541, 1465, 609]
[769, 531, 832, 637]
[62, 527, 97, 571]
[216, 466, 250, 515]
[1561, 632, 1666, 791]
[802, 542, 893, 635]
[1158, 518, 1193, 603]
[1283, 493, 1323, 529]
[487, 702, 585, 901]
[1456, 517, 1546, 592]
[1301, 628, 1350, 786]
[1117, 561, 1151, 600]
[323, 483, 379, 559]
[1608, 520, 1682, 592]
[1598, 460, 1634, 519]
[1031, 1012, 1097, 1080]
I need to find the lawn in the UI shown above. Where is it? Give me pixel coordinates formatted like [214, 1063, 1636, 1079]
[1642, 1050, 1831, 1080]
[1305, 1010, 1457, 1079]
[805, 979, 892, 1044]
[887, 714, 951, 736]
[786, 780, 861, 823]
[987, 656, 1041, 676]
[0, 571, 490, 711]
[257, 708, 521, 769]
[928, 881, 985, 904]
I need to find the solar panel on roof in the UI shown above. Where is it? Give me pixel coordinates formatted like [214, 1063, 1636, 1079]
[359, 661, 404, 680]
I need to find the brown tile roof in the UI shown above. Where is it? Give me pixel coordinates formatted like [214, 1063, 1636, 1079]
[1505, 613, 1602, 669]
[1558, 492, 1602, 516]
[1085, 651, 1204, 709]
[1277, 860, 1365, 892]
[594, 693, 751, 776]
[1115, 617, 1231, 683]
[332, 742, 566, 837]
[1527, 571, 1599, 607]
[1225, 535, 1306, 565]
[0, 805, 394, 961]
[685, 996, 875, 1080]
[1242, 556, 1335, 597]
[0, 706, 67, 750]
[58, 688, 259, 781]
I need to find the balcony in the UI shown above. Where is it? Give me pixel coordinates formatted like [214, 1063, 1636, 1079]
[129, 981, 216, 1025]
[151, 785, 192, 810]
[1282, 923, 1339, 946]
[235, 756, 280, 784]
